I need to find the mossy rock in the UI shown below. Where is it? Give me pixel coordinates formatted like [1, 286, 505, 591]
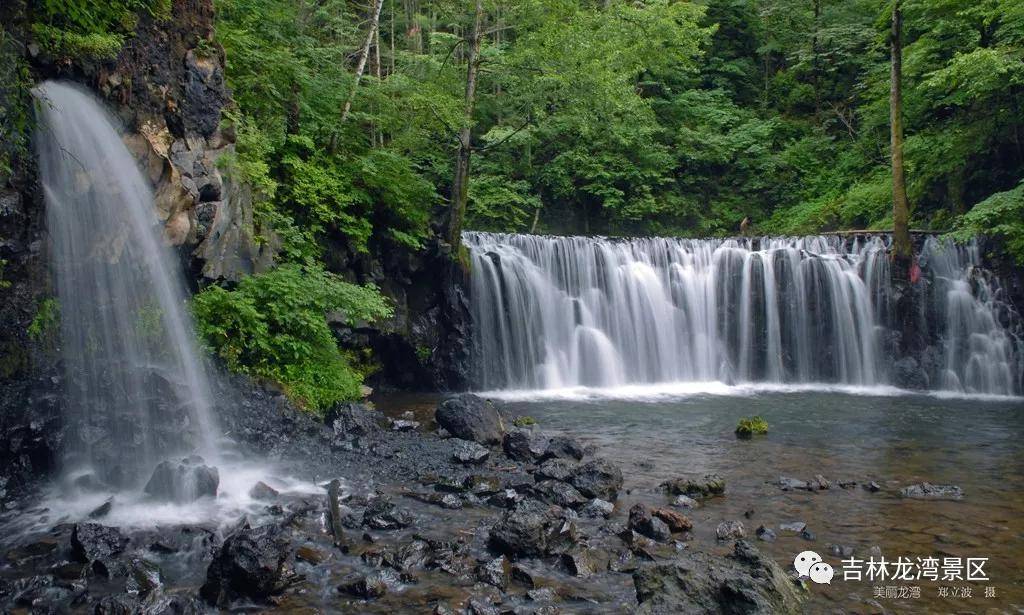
[735, 416, 768, 438]
[512, 415, 537, 427]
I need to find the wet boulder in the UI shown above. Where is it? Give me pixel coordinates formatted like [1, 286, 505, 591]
[338, 572, 387, 599]
[534, 458, 577, 483]
[71, 523, 126, 576]
[125, 558, 163, 596]
[450, 438, 490, 465]
[546, 435, 585, 461]
[476, 555, 510, 590]
[328, 403, 383, 441]
[143, 457, 219, 503]
[503, 427, 550, 461]
[652, 507, 693, 533]
[531, 480, 587, 508]
[488, 499, 564, 557]
[362, 496, 413, 530]
[567, 458, 623, 501]
[200, 522, 295, 606]
[633, 540, 802, 614]
[581, 498, 614, 518]
[629, 504, 671, 543]
[435, 394, 505, 445]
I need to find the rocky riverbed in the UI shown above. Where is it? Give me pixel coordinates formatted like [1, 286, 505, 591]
[0, 388, 805, 614]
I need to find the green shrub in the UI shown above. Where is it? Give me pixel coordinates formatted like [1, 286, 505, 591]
[27, 298, 60, 343]
[952, 182, 1024, 264]
[192, 264, 392, 414]
[735, 416, 768, 438]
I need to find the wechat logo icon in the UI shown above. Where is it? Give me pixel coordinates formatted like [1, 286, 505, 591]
[794, 551, 834, 584]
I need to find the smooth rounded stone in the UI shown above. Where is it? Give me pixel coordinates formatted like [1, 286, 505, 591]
[651, 507, 692, 533]
[450, 438, 490, 465]
[532, 480, 587, 508]
[488, 499, 563, 557]
[672, 494, 698, 508]
[249, 481, 279, 501]
[900, 482, 964, 500]
[503, 428, 550, 461]
[362, 496, 413, 530]
[435, 394, 505, 445]
[143, 458, 219, 503]
[715, 520, 745, 540]
[476, 555, 510, 590]
[200, 522, 295, 606]
[660, 474, 725, 498]
[338, 572, 387, 599]
[755, 525, 777, 542]
[779, 521, 806, 533]
[581, 498, 614, 518]
[567, 458, 623, 501]
[629, 504, 671, 542]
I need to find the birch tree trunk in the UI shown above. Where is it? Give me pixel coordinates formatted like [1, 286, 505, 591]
[341, 0, 385, 123]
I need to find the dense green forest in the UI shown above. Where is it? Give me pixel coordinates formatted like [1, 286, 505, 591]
[210, 0, 1024, 248]
[6, 0, 1024, 409]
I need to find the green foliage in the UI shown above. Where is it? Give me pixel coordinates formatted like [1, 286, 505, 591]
[512, 415, 537, 427]
[29, 0, 170, 60]
[735, 415, 769, 438]
[31, 23, 125, 59]
[27, 298, 60, 343]
[192, 264, 392, 414]
[953, 182, 1024, 264]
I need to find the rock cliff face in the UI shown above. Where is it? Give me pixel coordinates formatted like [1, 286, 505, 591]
[0, 0, 469, 499]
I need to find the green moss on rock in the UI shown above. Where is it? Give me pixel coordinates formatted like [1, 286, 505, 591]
[735, 416, 769, 438]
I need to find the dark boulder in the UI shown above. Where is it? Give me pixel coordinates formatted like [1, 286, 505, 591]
[71, 523, 126, 576]
[362, 496, 413, 530]
[249, 481, 279, 501]
[435, 394, 505, 445]
[338, 572, 387, 599]
[534, 458, 577, 483]
[200, 522, 295, 606]
[125, 558, 163, 596]
[581, 498, 614, 518]
[503, 428, 550, 461]
[633, 540, 802, 614]
[143, 457, 219, 503]
[531, 480, 587, 508]
[546, 435, 585, 461]
[328, 403, 383, 440]
[629, 504, 671, 543]
[450, 438, 490, 465]
[567, 458, 623, 501]
[488, 500, 564, 557]
[476, 555, 510, 590]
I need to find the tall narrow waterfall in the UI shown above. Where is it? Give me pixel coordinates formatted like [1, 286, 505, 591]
[466, 232, 1022, 396]
[34, 81, 218, 486]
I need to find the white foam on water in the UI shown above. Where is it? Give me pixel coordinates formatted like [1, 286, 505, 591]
[476, 381, 1019, 403]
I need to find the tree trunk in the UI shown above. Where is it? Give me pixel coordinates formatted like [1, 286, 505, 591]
[341, 0, 385, 124]
[446, 0, 483, 253]
[890, 0, 912, 275]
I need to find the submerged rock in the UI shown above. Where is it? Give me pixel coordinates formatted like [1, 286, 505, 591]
[200, 522, 295, 606]
[143, 457, 219, 503]
[435, 394, 505, 445]
[661, 474, 725, 498]
[900, 482, 964, 500]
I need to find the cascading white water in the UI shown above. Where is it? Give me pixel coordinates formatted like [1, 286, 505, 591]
[920, 237, 1023, 396]
[466, 231, 1022, 396]
[34, 81, 217, 487]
